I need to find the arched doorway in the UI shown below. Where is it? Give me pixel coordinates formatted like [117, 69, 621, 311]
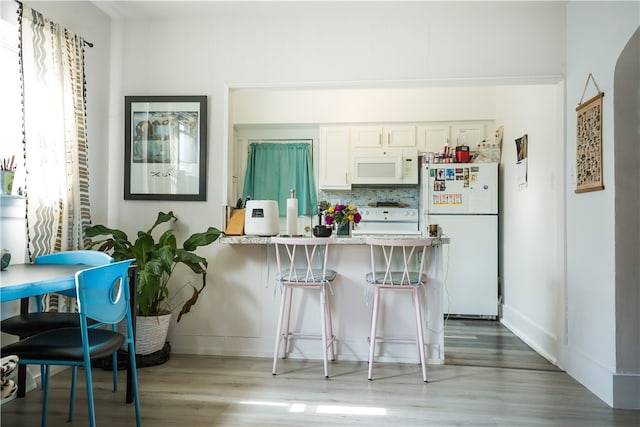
[613, 26, 640, 408]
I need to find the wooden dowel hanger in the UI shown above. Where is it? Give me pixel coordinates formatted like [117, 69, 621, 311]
[13, 0, 94, 48]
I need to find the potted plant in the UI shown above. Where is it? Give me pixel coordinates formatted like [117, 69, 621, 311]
[85, 211, 222, 355]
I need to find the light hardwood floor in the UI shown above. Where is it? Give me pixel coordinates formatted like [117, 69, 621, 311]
[2, 320, 639, 426]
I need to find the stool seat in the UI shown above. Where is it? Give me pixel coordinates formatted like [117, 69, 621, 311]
[271, 237, 337, 378]
[279, 268, 336, 283]
[366, 271, 426, 286]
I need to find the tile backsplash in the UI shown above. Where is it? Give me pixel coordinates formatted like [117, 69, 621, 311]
[319, 186, 420, 210]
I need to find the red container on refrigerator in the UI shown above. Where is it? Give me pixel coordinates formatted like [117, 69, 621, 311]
[455, 145, 470, 163]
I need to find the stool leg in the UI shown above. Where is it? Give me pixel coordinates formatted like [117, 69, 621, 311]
[412, 287, 428, 382]
[414, 313, 422, 364]
[272, 284, 289, 375]
[368, 286, 381, 380]
[319, 283, 330, 378]
[324, 284, 336, 361]
[283, 286, 294, 356]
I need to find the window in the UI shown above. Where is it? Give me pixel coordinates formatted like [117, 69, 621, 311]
[0, 18, 23, 195]
[242, 141, 318, 217]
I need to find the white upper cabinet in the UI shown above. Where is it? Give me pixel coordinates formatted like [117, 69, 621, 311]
[451, 122, 487, 148]
[418, 122, 490, 153]
[319, 126, 351, 190]
[351, 126, 382, 147]
[386, 125, 416, 147]
[352, 125, 416, 148]
[417, 125, 450, 153]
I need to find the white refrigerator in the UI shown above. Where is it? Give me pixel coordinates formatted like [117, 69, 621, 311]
[421, 162, 499, 318]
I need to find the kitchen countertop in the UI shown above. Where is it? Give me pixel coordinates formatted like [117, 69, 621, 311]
[220, 234, 450, 245]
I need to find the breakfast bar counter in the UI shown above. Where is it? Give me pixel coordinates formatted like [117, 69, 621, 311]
[219, 234, 449, 245]
[171, 234, 449, 367]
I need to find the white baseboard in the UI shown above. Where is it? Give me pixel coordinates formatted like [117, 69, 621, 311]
[500, 303, 559, 366]
[502, 303, 640, 409]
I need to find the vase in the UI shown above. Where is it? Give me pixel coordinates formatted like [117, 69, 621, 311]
[336, 222, 351, 236]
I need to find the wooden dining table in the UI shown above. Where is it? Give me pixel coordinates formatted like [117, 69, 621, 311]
[0, 263, 136, 403]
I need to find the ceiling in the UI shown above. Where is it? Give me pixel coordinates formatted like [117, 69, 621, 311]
[91, 0, 372, 20]
[92, 1, 226, 19]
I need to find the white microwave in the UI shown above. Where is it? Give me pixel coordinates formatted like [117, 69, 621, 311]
[352, 148, 418, 185]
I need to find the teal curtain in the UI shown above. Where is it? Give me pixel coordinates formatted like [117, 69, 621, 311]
[242, 142, 317, 216]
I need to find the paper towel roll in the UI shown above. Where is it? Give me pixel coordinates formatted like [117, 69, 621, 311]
[286, 198, 298, 236]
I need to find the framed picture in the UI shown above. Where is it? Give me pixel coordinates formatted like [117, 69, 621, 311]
[575, 91, 604, 193]
[124, 96, 207, 200]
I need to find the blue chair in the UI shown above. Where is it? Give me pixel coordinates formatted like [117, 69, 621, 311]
[0, 250, 116, 417]
[0, 259, 141, 427]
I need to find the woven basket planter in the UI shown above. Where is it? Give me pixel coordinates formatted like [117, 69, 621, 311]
[119, 313, 171, 355]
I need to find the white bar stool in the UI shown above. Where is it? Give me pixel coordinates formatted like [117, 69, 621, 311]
[271, 237, 337, 378]
[365, 237, 433, 382]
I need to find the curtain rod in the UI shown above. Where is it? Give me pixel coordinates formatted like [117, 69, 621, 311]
[14, 0, 94, 48]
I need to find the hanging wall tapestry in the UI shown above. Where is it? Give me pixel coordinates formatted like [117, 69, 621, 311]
[575, 74, 604, 193]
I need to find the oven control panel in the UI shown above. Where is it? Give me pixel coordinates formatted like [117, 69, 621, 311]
[358, 207, 418, 222]
[353, 207, 420, 235]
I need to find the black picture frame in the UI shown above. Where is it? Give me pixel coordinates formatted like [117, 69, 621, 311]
[124, 96, 207, 201]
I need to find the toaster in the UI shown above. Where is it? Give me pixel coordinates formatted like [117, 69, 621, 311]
[244, 200, 279, 236]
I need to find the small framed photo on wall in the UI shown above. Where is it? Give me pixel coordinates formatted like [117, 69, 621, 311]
[124, 95, 207, 201]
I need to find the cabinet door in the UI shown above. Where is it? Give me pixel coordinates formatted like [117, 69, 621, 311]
[386, 125, 416, 147]
[451, 122, 486, 148]
[417, 125, 449, 152]
[351, 126, 383, 148]
[319, 126, 351, 190]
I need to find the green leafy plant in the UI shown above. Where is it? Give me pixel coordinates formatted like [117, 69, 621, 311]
[85, 211, 222, 322]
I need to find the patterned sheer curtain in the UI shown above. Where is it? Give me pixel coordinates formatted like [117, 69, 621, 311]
[19, 5, 92, 311]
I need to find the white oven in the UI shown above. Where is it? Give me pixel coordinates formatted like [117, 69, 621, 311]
[352, 148, 418, 185]
[352, 207, 421, 235]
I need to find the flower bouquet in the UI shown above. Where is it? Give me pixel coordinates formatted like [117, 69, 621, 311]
[324, 204, 361, 236]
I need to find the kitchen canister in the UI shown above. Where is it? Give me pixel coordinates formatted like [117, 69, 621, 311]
[455, 146, 470, 163]
[286, 189, 298, 236]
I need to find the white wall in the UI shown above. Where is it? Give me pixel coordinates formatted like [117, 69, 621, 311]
[232, 87, 498, 125]
[565, 1, 640, 409]
[496, 84, 565, 364]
